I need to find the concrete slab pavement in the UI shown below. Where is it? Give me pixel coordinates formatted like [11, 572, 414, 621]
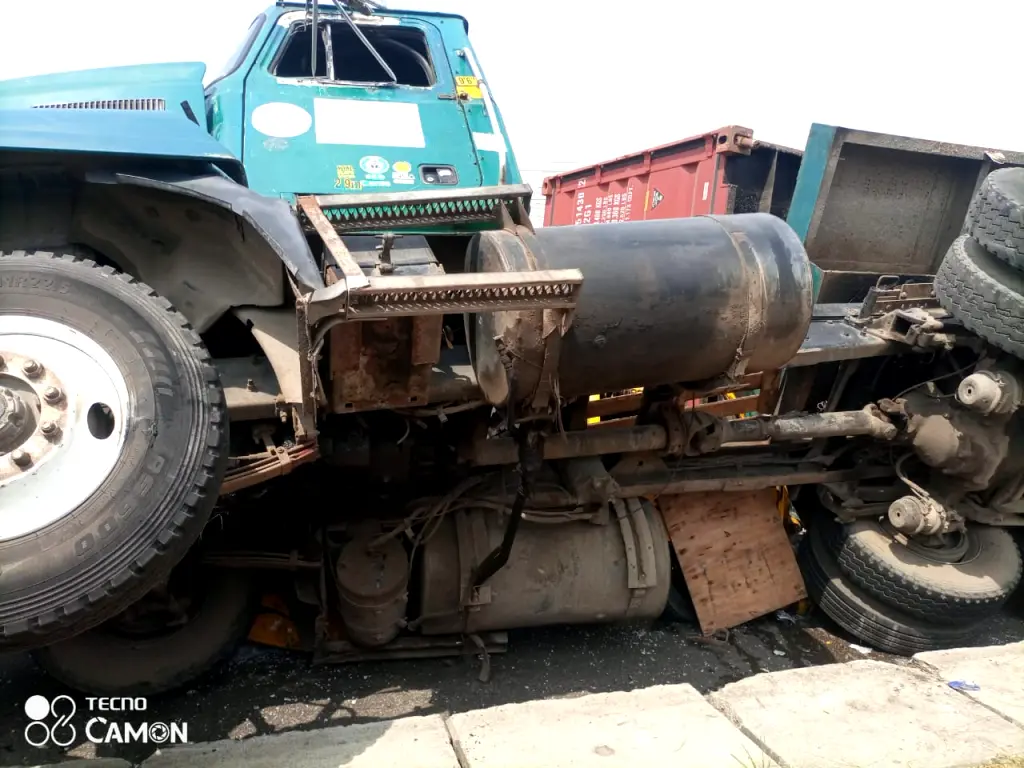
[915, 642, 1024, 728]
[710, 658, 1024, 768]
[447, 684, 776, 768]
[141, 715, 458, 768]
[25, 641, 1024, 768]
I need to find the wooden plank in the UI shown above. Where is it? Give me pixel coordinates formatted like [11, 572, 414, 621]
[675, 372, 764, 407]
[588, 415, 637, 430]
[587, 392, 644, 419]
[686, 394, 760, 418]
[757, 369, 782, 416]
[657, 489, 806, 634]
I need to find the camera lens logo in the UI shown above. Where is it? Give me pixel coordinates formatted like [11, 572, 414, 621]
[148, 722, 170, 744]
[25, 695, 77, 748]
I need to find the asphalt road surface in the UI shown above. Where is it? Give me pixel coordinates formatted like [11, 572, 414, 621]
[1, 595, 1022, 767]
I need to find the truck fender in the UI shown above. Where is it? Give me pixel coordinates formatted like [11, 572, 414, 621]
[93, 169, 324, 294]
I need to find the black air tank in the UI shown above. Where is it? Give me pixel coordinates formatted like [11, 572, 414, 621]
[466, 213, 813, 405]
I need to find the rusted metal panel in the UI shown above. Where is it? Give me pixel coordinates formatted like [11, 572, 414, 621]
[329, 317, 436, 412]
[541, 126, 802, 228]
[788, 124, 1024, 276]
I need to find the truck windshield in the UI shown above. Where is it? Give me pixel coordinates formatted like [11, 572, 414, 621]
[208, 14, 266, 86]
[275, 22, 434, 87]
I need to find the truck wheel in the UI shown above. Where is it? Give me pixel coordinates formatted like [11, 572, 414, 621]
[799, 522, 973, 655]
[833, 519, 1022, 624]
[966, 167, 1024, 271]
[0, 251, 228, 650]
[934, 235, 1024, 359]
[33, 567, 256, 696]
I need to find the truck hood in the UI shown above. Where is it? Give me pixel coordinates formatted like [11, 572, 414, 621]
[0, 62, 207, 127]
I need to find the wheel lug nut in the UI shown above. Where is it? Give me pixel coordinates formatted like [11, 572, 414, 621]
[10, 449, 31, 468]
[40, 420, 58, 436]
[22, 360, 42, 378]
[43, 386, 63, 404]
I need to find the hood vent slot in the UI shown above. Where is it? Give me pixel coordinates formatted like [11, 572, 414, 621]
[33, 98, 167, 111]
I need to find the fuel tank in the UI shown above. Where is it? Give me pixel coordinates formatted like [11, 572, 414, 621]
[466, 213, 814, 406]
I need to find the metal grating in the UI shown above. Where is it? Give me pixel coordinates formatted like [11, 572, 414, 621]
[309, 185, 534, 233]
[346, 272, 583, 319]
[33, 98, 167, 111]
[321, 197, 507, 231]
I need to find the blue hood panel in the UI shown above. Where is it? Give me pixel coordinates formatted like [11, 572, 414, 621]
[0, 62, 207, 126]
[0, 108, 245, 184]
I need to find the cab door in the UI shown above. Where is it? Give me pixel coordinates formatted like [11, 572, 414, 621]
[242, 11, 482, 198]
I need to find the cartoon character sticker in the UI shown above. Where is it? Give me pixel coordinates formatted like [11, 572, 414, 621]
[359, 156, 390, 178]
[391, 160, 415, 185]
[356, 156, 393, 187]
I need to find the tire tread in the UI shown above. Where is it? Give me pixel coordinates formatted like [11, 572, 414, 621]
[933, 236, 1024, 359]
[0, 250, 228, 649]
[966, 168, 1024, 270]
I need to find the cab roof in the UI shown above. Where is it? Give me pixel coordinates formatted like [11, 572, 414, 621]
[273, 1, 469, 31]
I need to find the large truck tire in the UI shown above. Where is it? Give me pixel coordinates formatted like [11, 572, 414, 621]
[934, 235, 1024, 359]
[34, 568, 256, 696]
[833, 519, 1022, 625]
[0, 250, 228, 650]
[966, 167, 1024, 271]
[799, 523, 973, 656]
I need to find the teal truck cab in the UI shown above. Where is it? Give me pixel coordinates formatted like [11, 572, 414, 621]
[1, 0, 1022, 699]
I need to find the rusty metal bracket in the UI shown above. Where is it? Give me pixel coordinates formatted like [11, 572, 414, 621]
[853, 306, 955, 350]
[297, 195, 369, 293]
[856, 276, 938, 319]
[660, 405, 687, 457]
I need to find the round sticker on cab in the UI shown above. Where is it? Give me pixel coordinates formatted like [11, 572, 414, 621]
[392, 160, 415, 185]
[251, 102, 312, 139]
[359, 156, 390, 175]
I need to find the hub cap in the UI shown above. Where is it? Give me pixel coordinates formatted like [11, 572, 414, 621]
[0, 316, 130, 541]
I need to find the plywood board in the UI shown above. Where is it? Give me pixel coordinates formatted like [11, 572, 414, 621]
[658, 489, 806, 634]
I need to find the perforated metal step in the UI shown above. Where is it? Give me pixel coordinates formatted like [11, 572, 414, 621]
[305, 184, 533, 232]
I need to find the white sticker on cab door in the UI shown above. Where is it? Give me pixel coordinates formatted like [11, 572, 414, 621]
[314, 99, 426, 149]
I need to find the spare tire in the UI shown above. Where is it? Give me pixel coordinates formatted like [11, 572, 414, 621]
[966, 167, 1024, 271]
[0, 250, 228, 650]
[934, 235, 1024, 359]
[832, 519, 1022, 625]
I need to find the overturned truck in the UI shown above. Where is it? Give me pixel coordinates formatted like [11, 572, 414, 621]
[0, 0, 1022, 694]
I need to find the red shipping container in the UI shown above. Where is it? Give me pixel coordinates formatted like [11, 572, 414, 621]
[541, 125, 803, 228]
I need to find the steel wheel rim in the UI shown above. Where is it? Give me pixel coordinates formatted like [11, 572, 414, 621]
[0, 315, 131, 541]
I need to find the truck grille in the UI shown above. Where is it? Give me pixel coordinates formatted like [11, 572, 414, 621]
[33, 99, 167, 111]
